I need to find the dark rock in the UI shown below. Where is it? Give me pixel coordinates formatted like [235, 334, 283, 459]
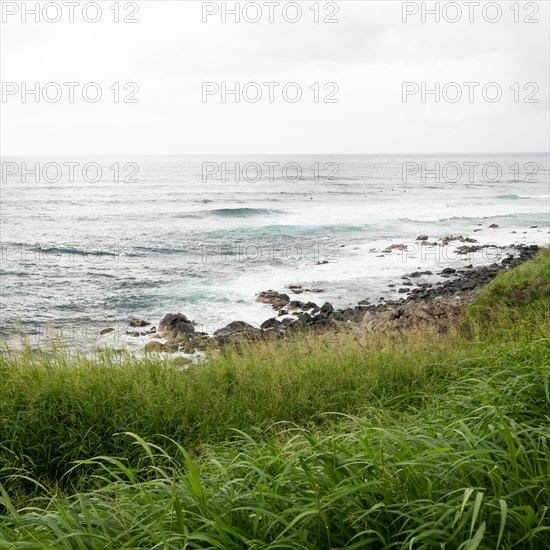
[100, 328, 115, 336]
[311, 316, 337, 329]
[457, 245, 482, 254]
[130, 319, 150, 327]
[262, 327, 286, 339]
[489, 224, 499, 228]
[320, 302, 334, 315]
[261, 318, 282, 330]
[460, 280, 477, 290]
[213, 321, 261, 344]
[383, 243, 407, 253]
[159, 313, 195, 338]
[256, 290, 290, 310]
[441, 268, 456, 274]
[296, 312, 313, 325]
[316, 260, 329, 265]
[416, 235, 429, 241]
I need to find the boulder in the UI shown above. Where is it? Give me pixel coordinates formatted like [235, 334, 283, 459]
[287, 300, 306, 311]
[159, 313, 195, 338]
[256, 290, 290, 310]
[130, 319, 150, 327]
[214, 321, 261, 342]
[260, 317, 282, 330]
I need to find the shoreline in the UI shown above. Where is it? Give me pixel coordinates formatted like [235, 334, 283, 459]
[1, 237, 545, 355]
[139, 241, 542, 354]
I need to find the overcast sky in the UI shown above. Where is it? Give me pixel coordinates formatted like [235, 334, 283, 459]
[1, 0, 549, 155]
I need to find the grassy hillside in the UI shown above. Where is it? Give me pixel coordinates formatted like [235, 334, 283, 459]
[0, 250, 549, 548]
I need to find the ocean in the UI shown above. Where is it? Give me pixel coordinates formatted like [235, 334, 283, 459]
[1, 153, 548, 348]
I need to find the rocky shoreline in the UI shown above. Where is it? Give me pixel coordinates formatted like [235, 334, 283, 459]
[125, 242, 541, 354]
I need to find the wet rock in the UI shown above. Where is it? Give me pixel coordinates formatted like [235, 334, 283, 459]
[295, 312, 313, 326]
[256, 290, 290, 310]
[287, 300, 306, 311]
[416, 235, 429, 241]
[214, 321, 261, 342]
[460, 280, 477, 290]
[383, 243, 407, 253]
[457, 245, 482, 254]
[100, 328, 115, 336]
[130, 319, 150, 327]
[261, 317, 282, 330]
[262, 327, 286, 340]
[320, 302, 334, 315]
[316, 260, 329, 265]
[489, 224, 499, 228]
[311, 316, 337, 330]
[159, 313, 195, 338]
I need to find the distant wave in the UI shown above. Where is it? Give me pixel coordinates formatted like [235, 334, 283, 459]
[15, 245, 118, 257]
[176, 208, 285, 219]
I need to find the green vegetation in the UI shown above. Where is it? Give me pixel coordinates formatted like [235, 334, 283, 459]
[0, 250, 549, 548]
[462, 248, 550, 339]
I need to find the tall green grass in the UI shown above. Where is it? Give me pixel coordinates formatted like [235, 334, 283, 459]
[0, 249, 548, 548]
[462, 248, 550, 339]
[0, 329, 466, 494]
[1, 337, 548, 548]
